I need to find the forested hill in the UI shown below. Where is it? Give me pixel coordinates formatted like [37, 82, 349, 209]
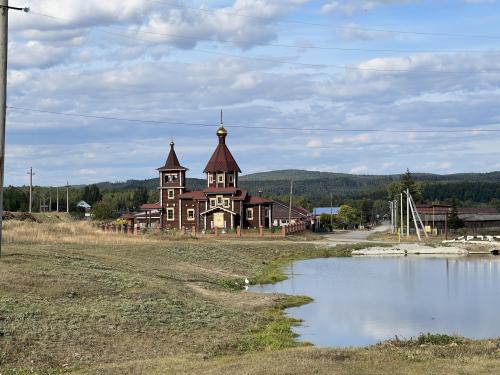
[93, 169, 500, 205]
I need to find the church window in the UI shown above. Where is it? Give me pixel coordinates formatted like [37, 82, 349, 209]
[217, 173, 224, 183]
[187, 209, 195, 220]
[165, 174, 177, 183]
[166, 208, 175, 221]
[217, 195, 223, 205]
[209, 174, 214, 184]
[210, 198, 217, 208]
[223, 198, 230, 208]
[168, 189, 175, 199]
[247, 208, 254, 220]
[228, 174, 234, 183]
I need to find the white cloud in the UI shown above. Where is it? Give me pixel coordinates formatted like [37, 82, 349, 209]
[132, 0, 311, 50]
[349, 165, 370, 174]
[321, 0, 414, 14]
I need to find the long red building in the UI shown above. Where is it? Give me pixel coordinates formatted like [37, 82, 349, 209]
[156, 121, 273, 231]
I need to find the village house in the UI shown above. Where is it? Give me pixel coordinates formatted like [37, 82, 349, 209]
[272, 200, 312, 227]
[144, 120, 274, 231]
[416, 204, 500, 234]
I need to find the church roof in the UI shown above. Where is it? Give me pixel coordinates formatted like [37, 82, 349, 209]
[203, 124, 241, 173]
[178, 191, 207, 200]
[246, 196, 274, 205]
[157, 141, 188, 171]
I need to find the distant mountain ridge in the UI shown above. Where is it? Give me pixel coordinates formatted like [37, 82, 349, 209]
[93, 169, 500, 204]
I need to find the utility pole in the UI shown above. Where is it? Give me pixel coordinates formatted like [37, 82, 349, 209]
[66, 181, 69, 213]
[288, 180, 293, 225]
[330, 192, 333, 231]
[400, 193, 403, 237]
[389, 201, 393, 233]
[27, 167, 34, 213]
[0, 2, 29, 258]
[0, 0, 6, 258]
[406, 188, 410, 237]
[49, 189, 51, 212]
[56, 186, 59, 212]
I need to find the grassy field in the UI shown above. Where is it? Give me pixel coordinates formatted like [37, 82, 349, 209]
[1, 219, 500, 374]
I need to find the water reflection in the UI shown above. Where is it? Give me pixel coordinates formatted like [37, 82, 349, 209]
[250, 256, 500, 347]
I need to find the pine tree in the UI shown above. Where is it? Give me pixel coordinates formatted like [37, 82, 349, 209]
[448, 198, 464, 229]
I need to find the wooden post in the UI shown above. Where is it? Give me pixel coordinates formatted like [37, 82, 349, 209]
[127, 225, 131, 236]
[445, 212, 448, 240]
[215, 227, 219, 237]
[259, 226, 264, 237]
[134, 224, 138, 236]
[236, 225, 241, 237]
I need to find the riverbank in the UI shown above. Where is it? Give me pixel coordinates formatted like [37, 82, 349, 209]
[352, 243, 469, 256]
[1, 220, 500, 374]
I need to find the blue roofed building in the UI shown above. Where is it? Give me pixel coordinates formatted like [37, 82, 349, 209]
[313, 207, 340, 216]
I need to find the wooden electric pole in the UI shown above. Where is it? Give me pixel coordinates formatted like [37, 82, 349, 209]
[56, 186, 59, 212]
[0, 0, 6, 257]
[0, 2, 29, 257]
[288, 180, 293, 225]
[66, 181, 69, 213]
[330, 192, 333, 231]
[27, 167, 34, 213]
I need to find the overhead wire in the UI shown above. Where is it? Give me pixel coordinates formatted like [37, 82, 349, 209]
[7, 106, 500, 134]
[148, 0, 500, 40]
[26, 10, 500, 75]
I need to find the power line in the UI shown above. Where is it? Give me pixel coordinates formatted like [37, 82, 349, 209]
[102, 25, 498, 54]
[147, 0, 500, 40]
[7, 105, 500, 134]
[27, 11, 500, 75]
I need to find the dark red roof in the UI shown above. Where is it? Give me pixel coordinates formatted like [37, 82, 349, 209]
[178, 191, 207, 200]
[416, 205, 499, 215]
[203, 187, 238, 194]
[157, 142, 187, 171]
[246, 196, 274, 205]
[203, 135, 241, 173]
[272, 201, 311, 219]
[233, 189, 248, 201]
[141, 203, 162, 210]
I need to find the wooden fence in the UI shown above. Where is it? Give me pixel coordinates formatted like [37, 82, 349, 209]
[100, 222, 307, 238]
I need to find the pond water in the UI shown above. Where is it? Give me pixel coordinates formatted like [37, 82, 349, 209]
[250, 256, 500, 347]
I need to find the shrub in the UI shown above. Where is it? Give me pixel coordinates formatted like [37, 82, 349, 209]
[91, 201, 114, 220]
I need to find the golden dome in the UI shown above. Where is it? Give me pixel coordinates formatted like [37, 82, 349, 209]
[217, 124, 228, 137]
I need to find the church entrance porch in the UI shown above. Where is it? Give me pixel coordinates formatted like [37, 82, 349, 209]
[214, 212, 225, 228]
[201, 207, 238, 230]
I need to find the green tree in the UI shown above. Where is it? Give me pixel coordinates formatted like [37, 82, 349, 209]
[387, 169, 423, 202]
[337, 205, 359, 229]
[83, 184, 102, 206]
[132, 187, 149, 210]
[3, 186, 28, 212]
[448, 198, 464, 229]
[91, 201, 114, 220]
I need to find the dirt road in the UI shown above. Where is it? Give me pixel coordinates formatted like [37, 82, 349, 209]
[320, 224, 392, 245]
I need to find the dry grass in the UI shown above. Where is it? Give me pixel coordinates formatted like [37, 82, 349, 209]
[2, 220, 500, 374]
[2, 220, 165, 245]
[78, 343, 500, 375]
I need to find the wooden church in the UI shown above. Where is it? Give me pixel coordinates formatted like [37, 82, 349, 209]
[156, 119, 273, 231]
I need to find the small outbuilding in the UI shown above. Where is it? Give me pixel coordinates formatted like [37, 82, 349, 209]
[76, 200, 91, 217]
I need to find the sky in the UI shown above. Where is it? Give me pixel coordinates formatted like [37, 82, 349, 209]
[5, 0, 500, 186]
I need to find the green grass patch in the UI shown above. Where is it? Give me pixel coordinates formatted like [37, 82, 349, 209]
[251, 243, 381, 285]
